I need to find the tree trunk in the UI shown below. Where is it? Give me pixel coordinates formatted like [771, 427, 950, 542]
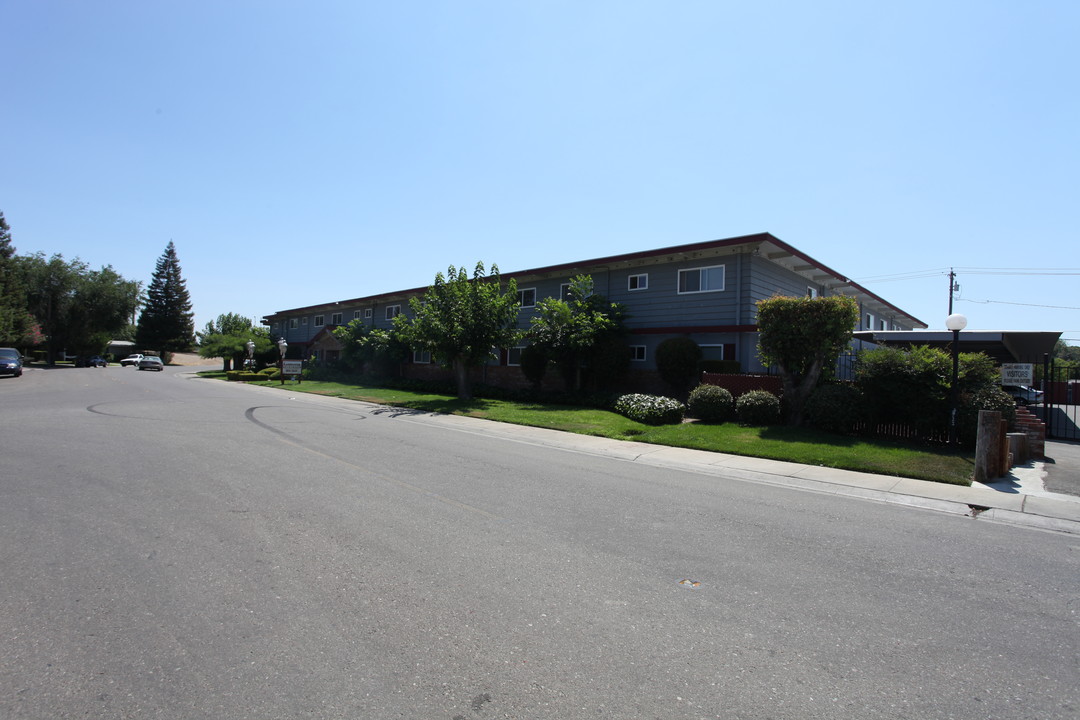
[453, 359, 472, 400]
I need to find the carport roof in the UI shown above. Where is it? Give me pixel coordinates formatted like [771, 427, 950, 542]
[851, 330, 1062, 364]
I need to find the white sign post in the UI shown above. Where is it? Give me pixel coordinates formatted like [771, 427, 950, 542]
[1000, 363, 1033, 386]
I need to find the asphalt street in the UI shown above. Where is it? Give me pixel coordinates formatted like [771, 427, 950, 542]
[1, 363, 1078, 719]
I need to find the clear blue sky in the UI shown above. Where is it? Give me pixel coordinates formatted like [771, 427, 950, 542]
[3, 1, 1077, 343]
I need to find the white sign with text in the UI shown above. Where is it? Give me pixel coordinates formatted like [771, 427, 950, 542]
[1000, 363, 1033, 386]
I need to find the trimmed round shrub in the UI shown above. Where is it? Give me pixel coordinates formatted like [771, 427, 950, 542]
[613, 393, 686, 426]
[687, 384, 734, 423]
[736, 390, 781, 426]
[805, 383, 862, 434]
[655, 337, 703, 394]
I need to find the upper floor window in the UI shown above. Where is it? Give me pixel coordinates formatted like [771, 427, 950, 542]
[677, 265, 725, 294]
[518, 288, 536, 308]
[331, 312, 342, 325]
[289, 318, 298, 329]
[353, 310, 362, 320]
[865, 313, 874, 330]
[628, 274, 648, 291]
[272, 322, 279, 332]
[301, 317, 308, 326]
[385, 305, 401, 320]
[314, 315, 325, 328]
[806, 287, 818, 298]
[364, 308, 373, 319]
[560, 283, 572, 301]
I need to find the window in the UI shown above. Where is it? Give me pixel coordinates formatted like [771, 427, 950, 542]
[560, 283, 572, 301]
[506, 346, 525, 366]
[364, 308, 373, 319]
[289, 318, 298, 329]
[629, 345, 646, 361]
[385, 305, 401, 320]
[677, 265, 725, 294]
[806, 287, 818, 298]
[353, 310, 362, 320]
[628, 274, 648, 291]
[301, 317, 308, 326]
[314, 315, 325, 328]
[272, 322, 279, 332]
[413, 350, 431, 364]
[879, 318, 887, 331]
[518, 288, 536, 308]
[331, 312, 342, 325]
[865, 313, 874, 330]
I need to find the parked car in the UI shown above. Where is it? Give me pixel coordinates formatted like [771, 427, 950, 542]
[1003, 385, 1043, 404]
[120, 354, 144, 367]
[137, 356, 164, 371]
[0, 347, 23, 377]
[87, 355, 108, 367]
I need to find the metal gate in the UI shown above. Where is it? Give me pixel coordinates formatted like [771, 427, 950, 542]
[1040, 363, 1080, 441]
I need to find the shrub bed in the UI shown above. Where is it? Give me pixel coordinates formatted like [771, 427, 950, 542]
[613, 393, 686, 425]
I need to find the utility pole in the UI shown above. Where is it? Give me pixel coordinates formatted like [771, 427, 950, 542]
[947, 268, 957, 316]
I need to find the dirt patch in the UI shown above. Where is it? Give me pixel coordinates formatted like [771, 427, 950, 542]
[168, 352, 221, 367]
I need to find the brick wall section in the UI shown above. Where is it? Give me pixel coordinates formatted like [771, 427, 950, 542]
[1013, 406, 1046, 459]
[700, 373, 782, 398]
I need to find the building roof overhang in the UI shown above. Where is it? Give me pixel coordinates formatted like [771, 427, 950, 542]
[851, 330, 1062, 364]
[262, 232, 926, 329]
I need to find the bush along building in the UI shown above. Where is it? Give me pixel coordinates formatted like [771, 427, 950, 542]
[261, 232, 926, 394]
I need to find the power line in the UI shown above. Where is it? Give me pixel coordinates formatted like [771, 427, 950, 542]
[957, 298, 1080, 311]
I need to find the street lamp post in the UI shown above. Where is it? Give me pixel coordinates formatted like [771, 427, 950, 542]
[277, 338, 288, 385]
[245, 339, 255, 371]
[946, 313, 968, 447]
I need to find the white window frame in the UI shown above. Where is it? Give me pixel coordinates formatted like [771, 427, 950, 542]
[807, 287, 818, 298]
[331, 312, 342, 325]
[314, 315, 325, 328]
[518, 288, 536, 308]
[677, 265, 725, 294]
[629, 345, 647, 362]
[865, 313, 874, 330]
[413, 349, 431, 364]
[560, 283, 572, 301]
[628, 274, 648, 291]
[364, 308, 373, 319]
[385, 305, 401, 320]
[353, 310, 362, 320]
[506, 346, 525, 366]
[289, 318, 298, 329]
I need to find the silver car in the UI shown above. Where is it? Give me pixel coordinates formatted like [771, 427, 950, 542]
[137, 356, 164, 371]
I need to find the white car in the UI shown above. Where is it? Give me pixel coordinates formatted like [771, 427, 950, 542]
[120, 354, 144, 367]
[137, 356, 164, 371]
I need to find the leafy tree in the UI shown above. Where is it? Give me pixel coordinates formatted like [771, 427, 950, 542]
[136, 241, 195, 353]
[15, 253, 140, 359]
[756, 294, 860, 425]
[0, 211, 37, 347]
[394, 262, 520, 400]
[527, 275, 629, 392]
[332, 318, 408, 376]
[197, 313, 268, 371]
[1053, 339, 1080, 366]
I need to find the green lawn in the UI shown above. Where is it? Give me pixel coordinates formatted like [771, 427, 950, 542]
[207, 373, 975, 486]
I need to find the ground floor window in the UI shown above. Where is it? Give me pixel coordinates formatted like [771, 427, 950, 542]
[629, 345, 646, 361]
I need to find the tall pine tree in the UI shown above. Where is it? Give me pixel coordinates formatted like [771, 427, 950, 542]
[136, 241, 195, 352]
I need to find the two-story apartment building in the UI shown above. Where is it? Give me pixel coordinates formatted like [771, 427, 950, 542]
[261, 232, 925, 386]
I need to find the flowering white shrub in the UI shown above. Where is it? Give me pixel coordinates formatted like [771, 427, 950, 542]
[613, 393, 685, 425]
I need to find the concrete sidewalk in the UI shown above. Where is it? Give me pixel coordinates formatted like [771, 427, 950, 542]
[397, 409, 1080, 536]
